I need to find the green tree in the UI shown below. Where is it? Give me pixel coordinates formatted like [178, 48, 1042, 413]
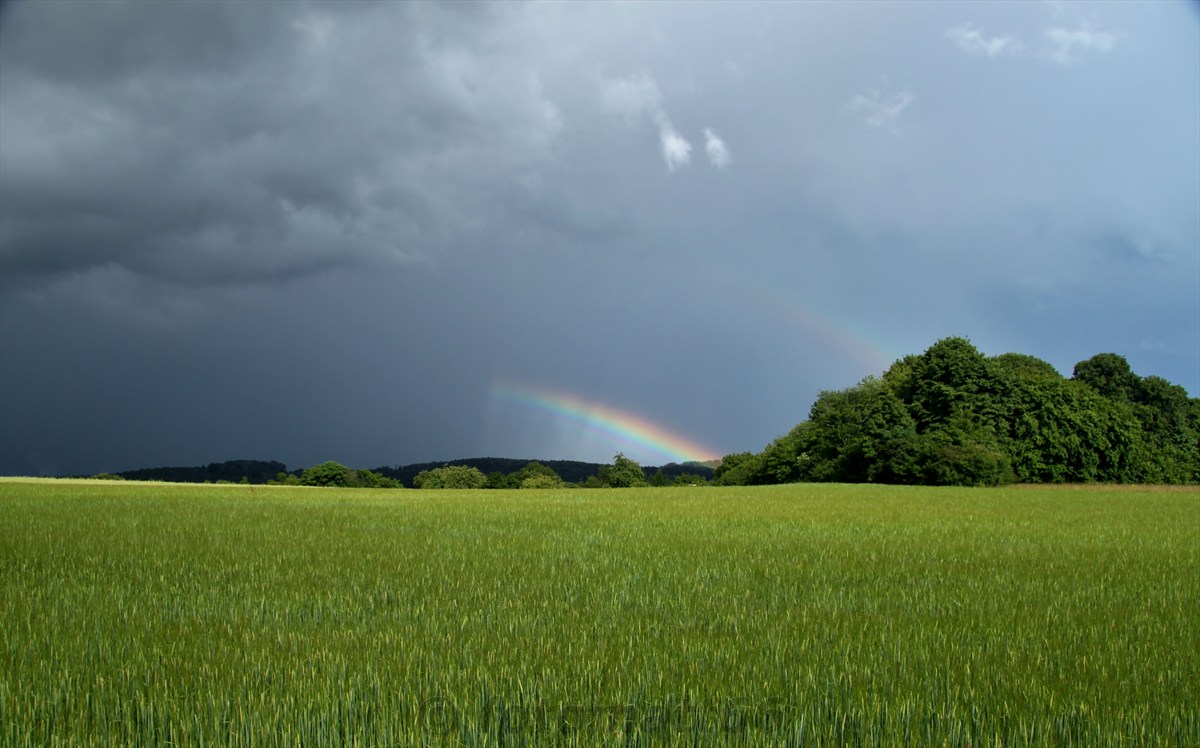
[1073, 353, 1141, 402]
[603, 453, 648, 488]
[270, 471, 301, 486]
[300, 461, 351, 487]
[511, 461, 562, 486]
[759, 377, 920, 484]
[350, 469, 401, 489]
[858, 385, 923, 483]
[413, 465, 486, 489]
[742, 341, 1015, 486]
[673, 473, 709, 486]
[1127, 376, 1200, 483]
[991, 352, 1061, 381]
[755, 423, 814, 483]
[906, 337, 1004, 432]
[918, 436, 1014, 486]
[996, 371, 1139, 483]
[712, 452, 757, 485]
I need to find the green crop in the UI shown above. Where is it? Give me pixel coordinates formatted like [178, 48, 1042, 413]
[1, 479, 1196, 746]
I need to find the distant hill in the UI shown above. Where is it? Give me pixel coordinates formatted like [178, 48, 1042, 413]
[114, 459, 288, 484]
[101, 457, 715, 487]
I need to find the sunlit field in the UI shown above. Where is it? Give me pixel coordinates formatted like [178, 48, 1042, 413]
[1, 478, 1196, 746]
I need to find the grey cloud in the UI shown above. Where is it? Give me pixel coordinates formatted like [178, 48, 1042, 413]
[0, 1, 566, 290]
[0, 0, 284, 83]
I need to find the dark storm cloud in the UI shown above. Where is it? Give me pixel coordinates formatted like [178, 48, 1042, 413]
[1, 1, 1196, 476]
[0, 1, 566, 289]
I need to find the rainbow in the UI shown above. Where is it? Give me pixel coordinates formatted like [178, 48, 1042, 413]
[732, 270, 897, 376]
[766, 295, 895, 375]
[489, 382, 722, 464]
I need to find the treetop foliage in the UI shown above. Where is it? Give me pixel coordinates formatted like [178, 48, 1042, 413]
[718, 337, 1199, 487]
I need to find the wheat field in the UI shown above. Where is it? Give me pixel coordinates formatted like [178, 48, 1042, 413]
[1, 478, 1196, 746]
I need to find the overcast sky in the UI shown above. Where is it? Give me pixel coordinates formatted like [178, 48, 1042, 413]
[1, 1, 1197, 476]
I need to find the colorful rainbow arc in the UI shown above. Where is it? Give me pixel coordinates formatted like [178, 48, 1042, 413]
[490, 383, 722, 464]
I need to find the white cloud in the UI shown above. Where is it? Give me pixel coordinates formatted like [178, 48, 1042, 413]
[703, 128, 731, 169]
[656, 115, 692, 171]
[1045, 25, 1115, 65]
[848, 88, 914, 130]
[946, 23, 1022, 57]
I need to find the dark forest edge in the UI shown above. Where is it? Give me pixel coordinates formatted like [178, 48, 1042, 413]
[86, 338, 1197, 489]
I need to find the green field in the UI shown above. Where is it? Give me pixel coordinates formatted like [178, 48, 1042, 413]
[1, 479, 1197, 746]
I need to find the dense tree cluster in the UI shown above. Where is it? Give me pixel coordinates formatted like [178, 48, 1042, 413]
[482, 461, 565, 489]
[716, 338, 1199, 487]
[269, 461, 402, 488]
[413, 464, 487, 489]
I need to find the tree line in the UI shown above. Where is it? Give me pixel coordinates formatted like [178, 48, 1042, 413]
[371, 457, 713, 487]
[713, 337, 1199, 487]
[96, 457, 714, 488]
[266, 454, 712, 489]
